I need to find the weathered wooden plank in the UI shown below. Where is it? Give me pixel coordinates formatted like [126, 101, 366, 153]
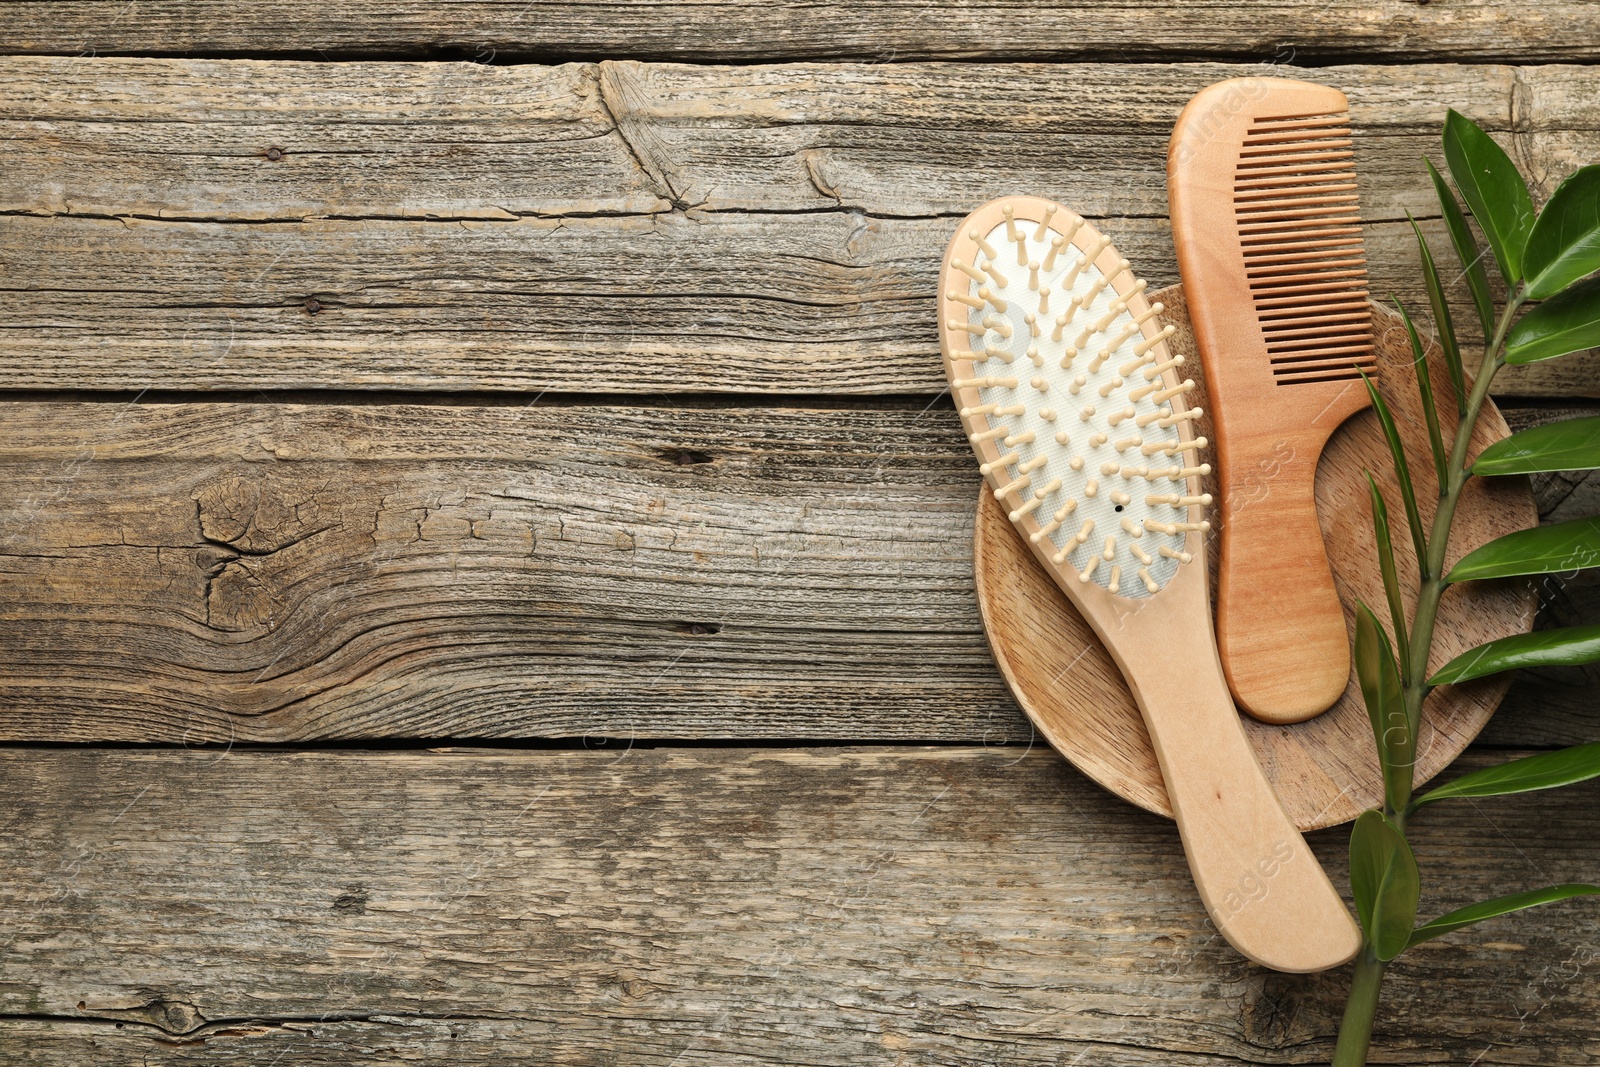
[3, 0, 1600, 62]
[0, 398, 1591, 745]
[2, 746, 1598, 1064]
[1, 59, 1597, 395]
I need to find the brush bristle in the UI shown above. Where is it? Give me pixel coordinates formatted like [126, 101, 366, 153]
[946, 200, 1209, 599]
[1232, 111, 1377, 386]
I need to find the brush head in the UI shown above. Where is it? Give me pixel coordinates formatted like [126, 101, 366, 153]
[940, 196, 1210, 601]
[1169, 78, 1376, 411]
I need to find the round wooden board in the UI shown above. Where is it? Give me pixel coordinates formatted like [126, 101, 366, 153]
[973, 284, 1539, 831]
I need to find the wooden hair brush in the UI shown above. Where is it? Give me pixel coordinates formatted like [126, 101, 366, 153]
[1168, 78, 1377, 725]
[939, 195, 1359, 972]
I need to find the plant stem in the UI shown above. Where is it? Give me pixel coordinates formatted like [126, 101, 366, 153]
[1335, 292, 1524, 1066]
[1397, 294, 1523, 760]
[1332, 950, 1388, 1067]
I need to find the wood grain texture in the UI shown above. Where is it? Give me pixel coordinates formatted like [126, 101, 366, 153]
[0, 394, 1586, 746]
[2, 746, 1599, 1064]
[4, 1, 1600, 62]
[1, 58, 1597, 395]
[976, 289, 1537, 830]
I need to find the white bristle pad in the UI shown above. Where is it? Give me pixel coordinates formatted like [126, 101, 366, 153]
[944, 200, 1208, 600]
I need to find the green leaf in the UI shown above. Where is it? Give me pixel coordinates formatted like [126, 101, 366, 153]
[1413, 741, 1600, 807]
[1429, 157, 1495, 340]
[1360, 371, 1427, 570]
[1355, 602, 1414, 815]
[1442, 110, 1536, 286]
[1446, 514, 1600, 582]
[1409, 214, 1466, 414]
[1472, 415, 1600, 476]
[1505, 274, 1600, 364]
[1408, 884, 1600, 949]
[1366, 474, 1411, 678]
[1523, 165, 1600, 299]
[1392, 300, 1448, 485]
[1350, 810, 1420, 962]
[1429, 625, 1600, 685]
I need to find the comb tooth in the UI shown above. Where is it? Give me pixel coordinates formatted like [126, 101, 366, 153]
[1238, 214, 1362, 234]
[1102, 536, 1118, 562]
[1237, 146, 1355, 166]
[1159, 545, 1194, 564]
[1002, 204, 1020, 243]
[1114, 436, 1142, 452]
[1003, 430, 1035, 446]
[1096, 376, 1125, 398]
[1236, 197, 1361, 218]
[1239, 227, 1362, 248]
[1111, 490, 1132, 506]
[1177, 464, 1211, 478]
[968, 425, 1010, 443]
[1159, 408, 1203, 430]
[1138, 568, 1159, 593]
[1107, 565, 1122, 595]
[1084, 478, 1099, 498]
[1234, 185, 1359, 206]
[1129, 380, 1160, 402]
[968, 229, 999, 260]
[1040, 408, 1058, 422]
[976, 285, 1007, 313]
[1018, 455, 1049, 474]
[1121, 516, 1144, 538]
[1078, 556, 1101, 583]
[1249, 273, 1369, 295]
[1233, 166, 1358, 190]
[1099, 460, 1119, 475]
[1244, 247, 1367, 270]
[1089, 432, 1108, 447]
[947, 320, 986, 336]
[946, 289, 984, 309]
[1038, 287, 1051, 314]
[1130, 541, 1153, 563]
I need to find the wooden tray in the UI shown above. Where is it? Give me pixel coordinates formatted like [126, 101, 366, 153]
[973, 285, 1538, 830]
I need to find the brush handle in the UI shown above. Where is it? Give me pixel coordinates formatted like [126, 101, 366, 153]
[1116, 565, 1360, 972]
[1214, 429, 1352, 724]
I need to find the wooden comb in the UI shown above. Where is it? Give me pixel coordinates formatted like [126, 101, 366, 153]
[1168, 78, 1376, 725]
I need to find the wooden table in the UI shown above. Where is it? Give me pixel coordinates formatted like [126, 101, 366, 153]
[2, 5, 1598, 1062]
